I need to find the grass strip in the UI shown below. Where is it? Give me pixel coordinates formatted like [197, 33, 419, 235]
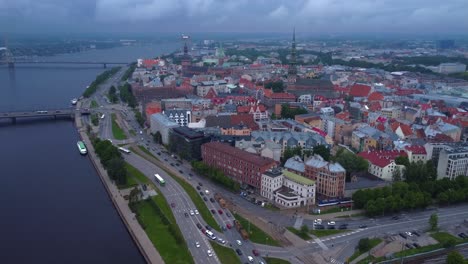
[90, 100, 99, 108]
[209, 241, 241, 264]
[264, 257, 291, 264]
[111, 113, 127, 140]
[310, 229, 348, 238]
[233, 213, 280, 246]
[287, 227, 311, 240]
[348, 238, 382, 262]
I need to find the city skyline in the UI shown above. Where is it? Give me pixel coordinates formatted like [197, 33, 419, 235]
[0, 0, 467, 35]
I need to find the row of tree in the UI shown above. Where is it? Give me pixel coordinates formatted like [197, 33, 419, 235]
[353, 176, 468, 217]
[264, 81, 284, 93]
[119, 83, 137, 108]
[83, 67, 121, 97]
[108, 85, 119, 103]
[280, 104, 308, 119]
[191, 161, 240, 192]
[120, 63, 137, 81]
[92, 138, 127, 185]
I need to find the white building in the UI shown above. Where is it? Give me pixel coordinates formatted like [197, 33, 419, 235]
[437, 147, 468, 179]
[438, 63, 467, 74]
[320, 107, 335, 117]
[150, 113, 179, 145]
[261, 169, 316, 208]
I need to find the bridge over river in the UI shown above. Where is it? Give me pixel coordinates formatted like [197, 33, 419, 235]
[0, 108, 91, 124]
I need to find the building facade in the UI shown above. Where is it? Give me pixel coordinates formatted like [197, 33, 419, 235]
[201, 142, 277, 189]
[437, 146, 468, 179]
[304, 155, 346, 199]
[169, 126, 209, 161]
[150, 113, 179, 145]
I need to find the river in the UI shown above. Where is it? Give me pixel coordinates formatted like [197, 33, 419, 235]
[0, 41, 176, 263]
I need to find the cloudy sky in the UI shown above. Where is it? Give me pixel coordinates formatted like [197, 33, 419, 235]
[0, 0, 467, 35]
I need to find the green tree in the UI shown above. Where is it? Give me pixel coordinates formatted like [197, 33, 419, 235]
[446, 251, 465, 264]
[280, 104, 308, 119]
[313, 145, 330, 161]
[395, 156, 410, 167]
[392, 167, 403, 181]
[300, 225, 309, 236]
[429, 213, 438, 231]
[334, 149, 369, 179]
[358, 238, 371, 252]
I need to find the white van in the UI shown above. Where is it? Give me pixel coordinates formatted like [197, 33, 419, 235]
[101, 114, 105, 119]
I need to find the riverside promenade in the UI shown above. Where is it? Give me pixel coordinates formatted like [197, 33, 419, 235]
[75, 105, 164, 264]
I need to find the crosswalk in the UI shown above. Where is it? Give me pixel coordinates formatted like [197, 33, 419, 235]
[330, 258, 344, 264]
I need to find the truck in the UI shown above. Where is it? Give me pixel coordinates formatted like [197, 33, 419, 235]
[214, 193, 227, 208]
[233, 220, 250, 240]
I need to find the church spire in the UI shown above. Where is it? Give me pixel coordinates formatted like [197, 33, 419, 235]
[288, 27, 297, 83]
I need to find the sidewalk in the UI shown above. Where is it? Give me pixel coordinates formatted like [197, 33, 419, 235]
[302, 209, 365, 220]
[76, 108, 164, 264]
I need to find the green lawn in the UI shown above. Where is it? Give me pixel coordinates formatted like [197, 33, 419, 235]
[111, 113, 127, 140]
[90, 100, 99, 108]
[394, 243, 442, 258]
[310, 229, 348, 238]
[287, 227, 311, 240]
[125, 163, 151, 185]
[233, 213, 280, 246]
[135, 200, 193, 264]
[264, 257, 291, 264]
[209, 241, 241, 264]
[312, 207, 352, 215]
[431, 232, 462, 244]
[348, 238, 382, 262]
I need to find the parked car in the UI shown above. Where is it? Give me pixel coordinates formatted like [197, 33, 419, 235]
[199, 191, 204, 196]
[252, 249, 259, 256]
[327, 221, 336, 226]
[197, 186, 201, 190]
[203, 197, 208, 202]
[338, 224, 348, 230]
[196, 223, 202, 229]
[210, 198, 215, 203]
[226, 223, 232, 229]
[211, 209, 216, 214]
[195, 209, 199, 215]
[218, 209, 223, 215]
[206, 225, 212, 231]
[399, 233, 407, 239]
[314, 219, 322, 225]
[236, 249, 243, 256]
[359, 225, 367, 229]
[226, 212, 231, 217]
[199, 182, 203, 186]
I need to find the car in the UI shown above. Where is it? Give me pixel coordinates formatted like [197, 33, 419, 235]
[196, 186, 201, 190]
[328, 225, 336, 229]
[170, 203, 176, 208]
[405, 231, 413, 237]
[405, 243, 414, 249]
[176, 163, 180, 166]
[207, 250, 213, 257]
[236, 240, 242, 246]
[205, 225, 212, 231]
[211, 209, 216, 214]
[226, 224, 232, 229]
[399, 233, 407, 239]
[195, 209, 199, 215]
[184, 212, 189, 218]
[199, 191, 204, 196]
[157, 152, 161, 155]
[189, 173, 193, 177]
[392, 216, 399, 220]
[412, 231, 420, 237]
[210, 198, 215, 203]
[247, 256, 254, 262]
[226, 212, 231, 217]
[203, 197, 208, 202]
[195, 241, 200, 248]
[327, 221, 336, 226]
[190, 210, 194, 216]
[199, 182, 203, 186]
[338, 224, 348, 230]
[458, 233, 468, 239]
[218, 209, 223, 215]
[164, 158, 168, 161]
[170, 163, 175, 166]
[236, 249, 243, 256]
[315, 225, 325, 230]
[359, 225, 367, 229]
[314, 219, 322, 225]
[222, 226, 227, 231]
[196, 223, 202, 229]
[217, 238, 226, 244]
[179, 170, 183, 174]
[252, 249, 259, 256]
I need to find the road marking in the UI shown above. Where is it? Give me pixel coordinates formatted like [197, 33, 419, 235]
[313, 238, 328, 250]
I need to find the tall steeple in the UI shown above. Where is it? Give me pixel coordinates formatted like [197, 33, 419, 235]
[288, 27, 297, 83]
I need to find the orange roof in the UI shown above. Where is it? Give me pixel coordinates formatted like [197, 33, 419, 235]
[368, 92, 384, 101]
[349, 84, 372, 97]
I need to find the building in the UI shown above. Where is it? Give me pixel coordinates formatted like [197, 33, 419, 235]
[150, 113, 179, 145]
[404, 145, 427, 163]
[304, 155, 346, 199]
[437, 146, 468, 179]
[169, 126, 209, 161]
[287, 79, 336, 99]
[438, 63, 466, 74]
[250, 131, 328, 153]
[284, 156, 305, 175]
[195, 80, 228, 97]
[358, 150, 406, 181]
[261, 169, 316, 208]
[235, 139, 282, 162]
[425, 142, 468, 167]
[145, 101, 162, 124]
[263, 92, 296, 107]
[164, 109, 191, 126]
[201, 142, 277, 189]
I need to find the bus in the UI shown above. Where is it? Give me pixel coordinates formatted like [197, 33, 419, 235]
[154, 174, 166, 186]
[118, 147, 131, 154]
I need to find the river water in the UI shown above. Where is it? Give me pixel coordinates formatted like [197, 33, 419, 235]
[0, 42, 176, 263]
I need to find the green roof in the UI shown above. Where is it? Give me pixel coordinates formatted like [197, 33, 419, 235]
[282, 170, 315, 186]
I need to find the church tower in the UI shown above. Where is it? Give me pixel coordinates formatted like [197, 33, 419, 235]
[287, 28, 298, 83]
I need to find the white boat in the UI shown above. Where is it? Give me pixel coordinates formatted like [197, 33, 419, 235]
[71, 98, 78, 105]
[77, 141, 87, 155]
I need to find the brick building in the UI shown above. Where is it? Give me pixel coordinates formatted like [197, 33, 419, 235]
[304, 155, 346, 199]
[201, 142, 277, 189]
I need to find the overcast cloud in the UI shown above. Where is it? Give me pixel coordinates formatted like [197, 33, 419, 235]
[0, 0, 467, 34]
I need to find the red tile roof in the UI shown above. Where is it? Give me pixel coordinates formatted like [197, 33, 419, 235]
[368, 92, 384, 101]
[349, 84, 372, 97]
[266, 92, 296, 100]
[405, 145, 427, 155]
[231, 114, 259, 130]
[335, 111, 350, 121]
[390, 122, 413, 137]
[202, 142, 276, 167]
[358, 150, 407, 168]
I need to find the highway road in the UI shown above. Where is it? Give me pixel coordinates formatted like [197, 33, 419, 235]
[124, 153, 221, 264]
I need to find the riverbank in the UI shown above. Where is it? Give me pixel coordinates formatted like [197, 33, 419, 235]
[75, 103, 164, 264]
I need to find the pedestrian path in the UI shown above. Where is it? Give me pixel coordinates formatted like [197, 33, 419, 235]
[321, 228, 368, 242]
[293, 216, 304, 229]
[314, 237, 329, 250]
